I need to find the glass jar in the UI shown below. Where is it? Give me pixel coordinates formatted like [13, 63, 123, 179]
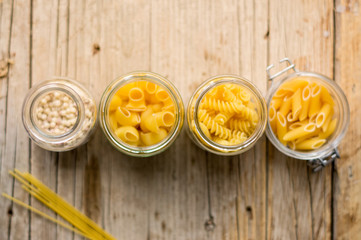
[186, 75, 268, 156]
[22, 77, 97, 151]
[266, 58, 350, 171]
[99, 71, 184, 157]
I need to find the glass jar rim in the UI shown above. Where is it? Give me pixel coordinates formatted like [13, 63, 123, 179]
[187, 74, 267, 155]
[99, 71, 184, 157]
[22, 78, 87, 144]
[265, 71, 350, 160]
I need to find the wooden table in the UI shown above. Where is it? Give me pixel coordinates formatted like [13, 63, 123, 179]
[0, 0, 360, 239]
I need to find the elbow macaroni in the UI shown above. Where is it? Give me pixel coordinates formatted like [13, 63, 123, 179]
[269, 78, 337, 151]
[196, 84, 260, 145]
[108, 81, 176, 146]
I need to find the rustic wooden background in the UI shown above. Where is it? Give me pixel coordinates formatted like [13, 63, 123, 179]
[0, 0, 360, 239]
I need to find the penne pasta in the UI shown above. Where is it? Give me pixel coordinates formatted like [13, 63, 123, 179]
[291, 88, 302, 119]
[295, 137, 326, 150]
[269, 106, 277, 132]
[308, 84, 322, 118]
[320, 86, 335, 106]
[322, 108, 334, 132]
[319, 118, 337, 139]
[279, 95, 293, 116]
[283, 123, 316, 141]
[270, 97, 283, 110]
[269, 78, 337, 151]
[276, 112, 288, 145]
[279, 78, 309, 92]
[315, 103, 331, 128]
[299, 85, 311, 121]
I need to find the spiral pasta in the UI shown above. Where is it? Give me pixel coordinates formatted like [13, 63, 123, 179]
[196, 83, 259, 146]
[201, 97, 244, 114]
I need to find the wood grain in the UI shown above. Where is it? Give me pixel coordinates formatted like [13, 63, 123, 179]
[268, 0, 334, 239]
[1, 0, 361, 239]
[334, 0, 361, 238]
[0, 0, 31, 239]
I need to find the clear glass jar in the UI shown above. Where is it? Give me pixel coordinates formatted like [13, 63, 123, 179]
[266, 58, 350, 170]
[186, 75, 268, 156]
[99, 71, 184, 157]
[22, 77, 97, 151]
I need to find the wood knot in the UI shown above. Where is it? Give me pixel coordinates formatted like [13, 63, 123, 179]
[204, 217, 216, 231]
[92, 43, 101, 55]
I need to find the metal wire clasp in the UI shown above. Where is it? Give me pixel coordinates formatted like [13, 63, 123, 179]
[307, 148, 340, 172]
[266, 58, 298, 83]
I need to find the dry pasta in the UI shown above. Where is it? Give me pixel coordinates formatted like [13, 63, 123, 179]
[108, 80, 176, 146]
[3, 170, 116, 240]
[269, 77, 337, 150]
[197, 83, 259, 145]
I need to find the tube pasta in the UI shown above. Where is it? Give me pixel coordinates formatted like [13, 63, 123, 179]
[299, 86, 311, 121]
[126, 87, 147, 111]
[308, 84, 322, 118]
[269, 77, 337, 151]
[316, 103, 332, 128]
[115, 126, 140, 143]
[279, 95, 292, 116]
[276, 112, 287, 145]
[295, 137, 326, 150]
[196, 83, 259, 145]
[292, 88, 302, 119]
[115, 107, 140, 127]
[108, 80, 177, 146]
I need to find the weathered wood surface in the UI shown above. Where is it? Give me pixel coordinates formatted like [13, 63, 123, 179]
[0, 0, 360, 239]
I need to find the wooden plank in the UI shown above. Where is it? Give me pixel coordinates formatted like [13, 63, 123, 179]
[82, 0, 152, 239]
[30, 0, 62, 239]
[268, 0, 334, 239]
[236, 0, 268, 239]
[334, 0, 361, 238]
[0, 0, 32, 239]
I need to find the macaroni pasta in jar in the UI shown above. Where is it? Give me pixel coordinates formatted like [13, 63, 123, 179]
[187, 75, 267, 156]
[99, 72, 184, 157]
[266, 58, 350, 171]
[22, 78, 97, 151]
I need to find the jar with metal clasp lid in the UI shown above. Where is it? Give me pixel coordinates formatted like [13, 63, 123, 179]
[266, 58, 350, 171]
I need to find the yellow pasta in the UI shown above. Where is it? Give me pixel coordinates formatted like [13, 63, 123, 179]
[319, 119, 337, 139]
[283, 123, 316, 141]
[316, 103, 332, 128]
[109, 81, 176, 146]
[126, 87, 147, 111]
[299, 85, 311, 121]
[109, 94, 123, 111]
[115, 107, 140, 127]
[269, 77, 338, 151]
[308, 84, 322, 118]
[270, 97, 283, 110]
[3, 170, 116, 240]
[291, 88, 302, 119]
[196, 83, 259, 145]
[279, 95, 292, 117]
[276, 112, 288, 145]
[140, 128, 168, 146]
[295, 137, 326, 150]
[115, 126, 140, 143]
